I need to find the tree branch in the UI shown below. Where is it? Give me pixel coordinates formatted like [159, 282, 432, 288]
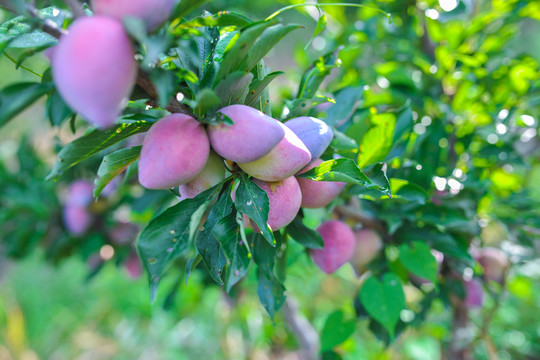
[283, 297, 320, 360]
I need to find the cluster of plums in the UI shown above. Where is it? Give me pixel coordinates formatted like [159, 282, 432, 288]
[138, 105, 345, 234]
[50, 0, 177, 129]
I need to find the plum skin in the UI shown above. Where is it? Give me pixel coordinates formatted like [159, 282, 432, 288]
[296, 159, 345, 208]
[312, 220, 356, 274]
[238, 122, 311, 182]
[208, 105, 285, 163]
[285, 116, 334, 161]
[52, 16, 137, 129]
[179, 151, 226, 200]
[249, 177, 302, 231]
[138, 114, 210, 189]
[350, 229, 383, 271]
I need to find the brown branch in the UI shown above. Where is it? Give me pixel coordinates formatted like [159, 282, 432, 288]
[283, 297, 320, 360]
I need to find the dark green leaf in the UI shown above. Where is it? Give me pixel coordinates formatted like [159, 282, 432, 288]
[0, 82, 54, 127]
[359, 273, 405, 339]
[305, 12, 327, 49]
[214, 71, 254, 106]
[320, 310, 356, 351]
[331, 128, 359, 151]
[245, 71, 284, 108]
[46, 121, 153, 181]
[234, 175, 274, 245]
[297, 48, 341, 99]
[93, 146, 141, 198]
[257, 268, 285, 319]
[46, 91, 73, 127]
[149, 68, 177, 108]
[212, 212, 250, 292]
[399, 242, 438, 283]
[138, 185, 222, 300]
[188, 88, 221, 118]
[249, 233, 276, 277]
[286, 217, 324, 249]
[197, 182, 234, 285]
[324, 86, 364, 127]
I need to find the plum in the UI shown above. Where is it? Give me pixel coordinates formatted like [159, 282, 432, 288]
[250, 177, 302, 231]
[473, 247, 509, 283]
[296, 159, 345, 208]
[350, 229, 383, 271]
[125, 250, 143, 279]
[109, 221, 139, 245]
[465, 279, 483, 308]
[92, 0, 177, 31]
[138, 114, 210, 189]
[66, 180, 94, 207]
[64, 205, 93, 236]
[238, 122, 311, 182]
[208, 105, 285, 163]
[52, 16, 137, 129]
[179, 151, 226, 200]
[312, 220, 356, 274]
[285, 117, 333, 161]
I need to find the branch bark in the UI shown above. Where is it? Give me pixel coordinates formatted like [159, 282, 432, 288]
[283, 297, 320, 360]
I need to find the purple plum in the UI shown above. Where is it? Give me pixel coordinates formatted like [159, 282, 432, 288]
[92, 0, 177, 31]
[296, 159, 345, 208]
[312, 220, 356, 274]
[285, 117, 333, 161]
[138, 114, 210, 189]
[208, 105, 285, 163]
[52, 16, 137, 129]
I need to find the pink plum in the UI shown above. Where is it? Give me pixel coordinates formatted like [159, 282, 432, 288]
[179, 151, 226, 200]
[350, 229, 383, 271]
[109, 222, 139, 245]
[465, 279, 484, 308]
[66, 180, 94, 207]
[208, 105, 285, 163]
[238, 122, 311, 182]
[52, 16, 137, 129]
[250, 177, 302, 231]
[125, 251, 143, 279]
[138, 114, 210, 189]
[296, 159, 345, 208]
[64, 205, 93, 236]
[312, 220, 356, 274]
[92, 0, 177, 31]
[285, 117, 333, 161]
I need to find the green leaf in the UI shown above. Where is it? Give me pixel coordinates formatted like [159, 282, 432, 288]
[393, 106, 413, 143]
[324, 86, 364, 127]
[149, 68, 177, 108]
[320, 310, 356, 351]
[138, 185, 222, 301]
[399, 242, 438, 283]
[0, 7, 58, 49]
[188, 88, 221, 119]
[214, 71, 254, 106]
[216, 21, 276, 82]
[93, 146, 141, 198]
[240, 23, 303, 73]
[0, 82, 54, 127]
[331, 128, 359, 151]
[46, 91, 73, 127]
[249, 233, 276, 277]
[359, 273, 405, 339]
[358, 113, 395, 168]
[305, 12, 327, 49]
[197, 182, 234, 285]
[212, 212, 250, 292]
[46, 121, 152, 181]
[257, 268, 285, 319]
[245, 71, 284, 107]
[234, 175, 275, 245]
[172, 0, 211, 19]
[297, 48, 341, 99]
[286, 217, 324, 249]
[298, 158, 391, 197]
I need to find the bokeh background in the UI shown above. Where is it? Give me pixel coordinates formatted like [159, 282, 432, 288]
[1, 0, 540, 359]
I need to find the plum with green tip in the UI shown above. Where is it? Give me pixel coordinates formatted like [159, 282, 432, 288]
[350, 229, 383, 272]
[250, 177, 302, 231]
[138, 114, 210, 189]
[312, 220, 356, 274]
[52, 16, 137, 129]
[296, 159, 345, 208]
[92, 0, 177, 31]
[208, 105, 285, 163]
[179, 152, 226, 200]
[238, 122, 311, 182]
[285, 117, 333, 161]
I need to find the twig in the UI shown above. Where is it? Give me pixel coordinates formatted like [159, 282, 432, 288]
[23, 4, 66, 38]
[283, 297, 320, 360]
[63, 0, 85, 18]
